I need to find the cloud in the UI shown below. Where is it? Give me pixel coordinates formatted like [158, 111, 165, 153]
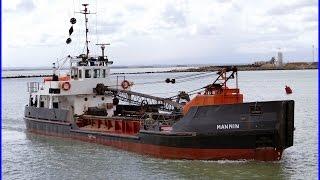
[4, 0, 36, 14]
[17, 0, 35, 12]
[303, 12, 318, 22]
[266, 0, 317, 15]
[126, 4, 146, 12]
[162, 4, 187, 28]
[235, 40, 297, 54]
[96, 21, 123, 34]
[2, 0, 318, 67]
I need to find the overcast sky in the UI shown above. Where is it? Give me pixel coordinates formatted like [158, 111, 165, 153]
[3, 0, 318, 67]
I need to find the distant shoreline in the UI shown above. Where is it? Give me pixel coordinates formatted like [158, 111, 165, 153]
[169, 62, 318, 73]
[2, 64, 317, 79]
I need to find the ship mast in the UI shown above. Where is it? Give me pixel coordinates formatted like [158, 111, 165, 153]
[76, 4, 95, 58]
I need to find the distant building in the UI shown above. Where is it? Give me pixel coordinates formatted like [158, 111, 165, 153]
[270, 57, 275, 64]
[277, 51, 283, 67]
[253, 51, 284, 68]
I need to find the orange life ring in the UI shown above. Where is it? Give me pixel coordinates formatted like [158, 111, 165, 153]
[62, 82, 71, 91]
[121, 80, 130, 89]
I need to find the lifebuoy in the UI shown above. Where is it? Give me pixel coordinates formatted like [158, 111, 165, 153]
[62, 82, 71, 91]
[121, 80, 130, 89]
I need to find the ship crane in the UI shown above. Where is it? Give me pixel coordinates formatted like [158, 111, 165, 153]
[168, 66, 239, 100]
[93, 67, 238, 113]
[94, 84, 183, 112]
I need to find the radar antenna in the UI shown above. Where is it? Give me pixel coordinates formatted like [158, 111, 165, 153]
[96, 43, 113, 64]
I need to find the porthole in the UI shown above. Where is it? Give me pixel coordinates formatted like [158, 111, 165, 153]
[84, 97, 88, 101]
[101, 97, 105, 101]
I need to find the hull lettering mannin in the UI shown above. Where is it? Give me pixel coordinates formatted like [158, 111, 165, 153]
[217, 124, 240, 130]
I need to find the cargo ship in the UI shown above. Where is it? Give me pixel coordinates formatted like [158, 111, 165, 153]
[24, 4, 294, 161]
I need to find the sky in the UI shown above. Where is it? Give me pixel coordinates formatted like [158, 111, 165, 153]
[2, 0, 319, 67]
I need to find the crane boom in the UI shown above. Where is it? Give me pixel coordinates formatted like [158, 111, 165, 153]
[94, 84, 183, 112]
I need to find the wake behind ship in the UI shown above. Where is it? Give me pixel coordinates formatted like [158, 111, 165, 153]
[24, 4, 294, 161]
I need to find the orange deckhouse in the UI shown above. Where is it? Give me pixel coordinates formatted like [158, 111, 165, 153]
[183, 67, 243, 114]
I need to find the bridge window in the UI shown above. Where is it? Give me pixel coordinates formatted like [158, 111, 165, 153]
[102, 69, 106, 78]
[53, 102, 59, 109]
[79, 70, 82, 78]
[71, 68, 78, 79]
[94, 69, 101, 78]
[85, 69, 91, 78]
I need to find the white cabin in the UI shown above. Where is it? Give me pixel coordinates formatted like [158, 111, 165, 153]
[27, 56, 130, 118]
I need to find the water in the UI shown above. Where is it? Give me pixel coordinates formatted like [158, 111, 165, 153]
[2, 69, 318, 179]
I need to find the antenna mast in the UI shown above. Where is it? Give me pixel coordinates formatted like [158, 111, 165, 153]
[76, 4, 96, 58]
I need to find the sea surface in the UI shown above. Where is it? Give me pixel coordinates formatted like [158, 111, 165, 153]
[2, 69, 318, 179]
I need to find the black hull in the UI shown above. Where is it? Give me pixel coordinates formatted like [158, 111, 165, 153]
[24, 100, 294, 161]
